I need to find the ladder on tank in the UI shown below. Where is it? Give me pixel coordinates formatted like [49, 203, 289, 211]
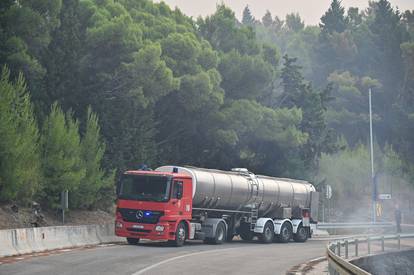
[250, 203, 259, 230]
[248, 174, 260, 231]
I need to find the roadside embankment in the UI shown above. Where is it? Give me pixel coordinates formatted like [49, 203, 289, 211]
[351, 249, 414, 274]
[0, 224, 123, 258]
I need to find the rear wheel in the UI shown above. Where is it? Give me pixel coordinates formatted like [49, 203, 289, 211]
[293, 225, 308, 242]
[204, 222, 226, 244]
[169, 222, 186, 247]
[259, 221, 274, 243]
[239, 222, 254, 241]
[126, 237, 139, 245]
[275, 222, 292, 243]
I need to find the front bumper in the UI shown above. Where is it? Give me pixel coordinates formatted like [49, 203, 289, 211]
[115, 220, 172, 240]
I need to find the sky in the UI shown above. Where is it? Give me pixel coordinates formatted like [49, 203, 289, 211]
[155, 0, 414, 25]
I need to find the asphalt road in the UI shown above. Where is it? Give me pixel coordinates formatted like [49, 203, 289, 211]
[0, 239, 328, 275]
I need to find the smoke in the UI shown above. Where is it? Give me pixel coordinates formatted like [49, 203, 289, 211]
[316, 145, 414, 225]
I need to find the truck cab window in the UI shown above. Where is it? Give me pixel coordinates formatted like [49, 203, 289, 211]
[172, 181, 183, 199]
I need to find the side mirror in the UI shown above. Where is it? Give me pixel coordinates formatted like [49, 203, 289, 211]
[174, 181, 183, 199]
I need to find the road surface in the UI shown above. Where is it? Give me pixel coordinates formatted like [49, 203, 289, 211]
[0, 239, 328, 275]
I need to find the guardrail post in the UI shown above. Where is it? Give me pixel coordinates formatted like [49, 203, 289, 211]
[367, 237, 371, 255]
[337, 241, 341, 257]
[398, 234, 401, 250]
[355, 239, 359, 257]
[381, 236, 385, 252]
[345, 240, 349, 259]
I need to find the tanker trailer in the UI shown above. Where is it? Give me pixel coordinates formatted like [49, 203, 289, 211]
[115, 166, 319, 246]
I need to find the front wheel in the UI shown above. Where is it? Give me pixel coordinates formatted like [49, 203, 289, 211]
[126, 237, 139, 245]
[169, 222, 186, 247]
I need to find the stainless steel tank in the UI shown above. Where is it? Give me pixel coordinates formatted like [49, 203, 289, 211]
[156, 166, 316, 217]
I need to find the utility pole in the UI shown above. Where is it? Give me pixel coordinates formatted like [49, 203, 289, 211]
[369, 88, 376, 223]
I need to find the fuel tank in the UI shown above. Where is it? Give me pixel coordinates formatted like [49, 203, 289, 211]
[156, 166, 316, 218]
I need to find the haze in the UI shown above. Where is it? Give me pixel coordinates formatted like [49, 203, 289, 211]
[156, 0, 414, 25]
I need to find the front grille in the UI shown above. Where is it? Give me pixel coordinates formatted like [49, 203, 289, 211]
[118, 208, 163, 224]
[126, 228, 151, 233]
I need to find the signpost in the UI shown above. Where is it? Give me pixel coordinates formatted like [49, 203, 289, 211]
[378, 194, 392, 200]
[61, 190, 69, 224]
[369, 88, 376, 223]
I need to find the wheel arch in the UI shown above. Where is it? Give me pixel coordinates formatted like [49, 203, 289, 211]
[273, 219, 293, 235]
[253, 217, 273, 233]
[291, 219, 303, 234]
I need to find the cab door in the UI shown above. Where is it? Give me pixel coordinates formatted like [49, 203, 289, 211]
[170, 179, 192, 220]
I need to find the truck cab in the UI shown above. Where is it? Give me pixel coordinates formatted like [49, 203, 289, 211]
[115, 170, 192, 246]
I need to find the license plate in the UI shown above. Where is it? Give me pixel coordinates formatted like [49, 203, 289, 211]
[132, 224, 144, 229]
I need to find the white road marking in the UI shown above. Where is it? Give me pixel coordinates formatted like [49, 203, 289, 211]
[131, 246, 249, 275]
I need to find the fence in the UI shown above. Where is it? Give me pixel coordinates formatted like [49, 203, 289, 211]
[327, 233, 414, 274]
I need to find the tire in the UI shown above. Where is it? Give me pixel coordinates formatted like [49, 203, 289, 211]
[204, 222, 226, 244]
[126, 237, 139, 245]
[275, 222, 292, 243]
[169, 222, 186, 247]
[226, 233, 235, 242]
[259, 221, 274, 244]
[293, 225, 308, 242]
[239, 222, 254, 241]
[226, 220, 235, 242]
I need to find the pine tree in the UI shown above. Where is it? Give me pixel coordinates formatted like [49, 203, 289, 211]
[280, 56, 337, 170]
[285, 13, 304, 32]
[242, 5, 255, 25]
[320, 0, 348, 34]
[262, 10, 273, 28]
[72, 106, 114, 209]
[41, 103, 85, 208]
[0, 66, 41, 202]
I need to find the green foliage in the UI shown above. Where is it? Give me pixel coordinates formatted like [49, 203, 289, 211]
[197, 5, 260, 55]
[219, 50, 273, 100]
[285, 13, 304, 32]
[242, 5, 255, 26]
[71, 106, 115, 209]
[1, 0, 414, 210]
[0, 0, 62, 97]
[0, 66, 41, 202]
[41, 103, 85, 209]
[262, 10, 273, 28]
[317, 143, 410, 219]
[280, 55, 338, 169]
[320, 0, 348, 34]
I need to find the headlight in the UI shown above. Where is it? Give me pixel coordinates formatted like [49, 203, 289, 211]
[115, 221, 123, 228]
[155, 225, 164, 232]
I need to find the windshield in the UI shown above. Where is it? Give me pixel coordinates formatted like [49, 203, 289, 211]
[118, 174, 171, 202]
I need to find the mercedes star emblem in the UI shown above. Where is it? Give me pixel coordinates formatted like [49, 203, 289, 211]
[136, 210, 144, 219]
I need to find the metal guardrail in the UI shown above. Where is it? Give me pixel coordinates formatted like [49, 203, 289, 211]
[317, 222, 393, 230]
[327, 233, 414, 275]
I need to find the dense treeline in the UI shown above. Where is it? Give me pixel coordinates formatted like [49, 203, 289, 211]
[0, 0, 413, 211]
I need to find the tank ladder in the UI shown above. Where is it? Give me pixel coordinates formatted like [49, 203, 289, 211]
[248, 174, 260, 231]
[250, 203, 259, 230]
